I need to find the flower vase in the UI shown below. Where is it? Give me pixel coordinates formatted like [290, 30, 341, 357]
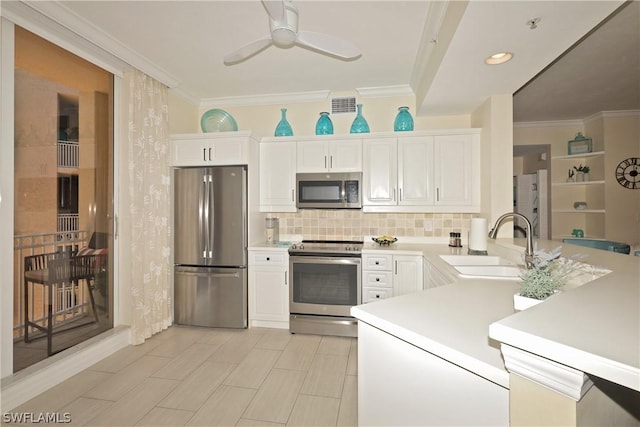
[394, 106, 414, 131]
[576, 171, 584, 182]
[274, 108, 293, 136]
[350, 104, 370, 134]
[315, 112, 333, 135]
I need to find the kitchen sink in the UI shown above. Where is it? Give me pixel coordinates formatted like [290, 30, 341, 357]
[452, 265, 522, 280]
[439, 255, 516, 266]
[439, 255, 522, 279]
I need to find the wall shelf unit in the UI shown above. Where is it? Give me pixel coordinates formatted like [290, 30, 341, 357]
[551, 151, 606, 239]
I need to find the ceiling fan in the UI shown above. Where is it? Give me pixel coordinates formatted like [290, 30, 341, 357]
[224, 0, 362, 65]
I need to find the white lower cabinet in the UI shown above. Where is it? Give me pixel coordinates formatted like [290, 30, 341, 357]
[361, 253, 423, 303]
[358, 321, 509, 426]
[248, 249, 289, 329]
[393, 255, 423, 296]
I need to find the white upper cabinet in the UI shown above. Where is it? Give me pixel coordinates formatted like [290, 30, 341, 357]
[434, 134, 475, 206]
[363, 130, 480, 212]
[170, 132, 254, 166]
[260, 139, 296, 212]
[297, 138, 362, 172]
[362, 138, 398, 205]
[398, 136, 435, 206]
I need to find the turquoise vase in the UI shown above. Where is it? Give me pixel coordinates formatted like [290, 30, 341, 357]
[274, 108, 293, 136]
[394, 106, 414, 131]
[350, 104, 370, 134]
[315, 112, 334, 135]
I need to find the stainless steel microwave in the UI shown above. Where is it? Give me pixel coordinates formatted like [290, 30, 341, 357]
[296, 172, 362, 209]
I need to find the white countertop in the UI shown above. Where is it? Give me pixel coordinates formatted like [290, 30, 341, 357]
[489, 239, 640, 392]
[351, 238, 640, 392]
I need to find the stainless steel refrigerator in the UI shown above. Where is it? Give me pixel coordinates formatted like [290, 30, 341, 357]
[174, 166, 248, 328]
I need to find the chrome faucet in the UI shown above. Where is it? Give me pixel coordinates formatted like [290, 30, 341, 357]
[488, 212, 534, 269]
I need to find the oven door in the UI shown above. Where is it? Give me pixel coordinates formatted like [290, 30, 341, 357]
[289, 256, 361, 317]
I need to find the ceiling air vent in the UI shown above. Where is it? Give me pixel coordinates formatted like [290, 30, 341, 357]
[331, 97, 356, 114]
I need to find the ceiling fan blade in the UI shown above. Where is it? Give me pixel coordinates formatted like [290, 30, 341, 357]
[296, 31, 361, 60]
[224, 37, 273, 65]
[262, 0, 285, 22]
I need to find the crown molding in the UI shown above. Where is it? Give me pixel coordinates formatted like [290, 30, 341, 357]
[513, 119, 584, 129]
[356, 85, 414, 98]
[13, 1, 179, 88]
[583, 109, 640, 124]
[501, 344, 593, 401]
[515, 110, 640, 128]
[200, 90, 331, 108]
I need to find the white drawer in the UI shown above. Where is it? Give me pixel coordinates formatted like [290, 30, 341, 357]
[363, 271, 393, 288]
[362, 287, 393, 303]
[362, 254, 393, 271]
[249, 251, 287, 266]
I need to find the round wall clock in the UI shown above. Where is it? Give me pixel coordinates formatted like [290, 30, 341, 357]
[615, 157, 640, 189]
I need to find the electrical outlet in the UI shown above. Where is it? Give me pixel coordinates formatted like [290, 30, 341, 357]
[424, 220, 433, 232]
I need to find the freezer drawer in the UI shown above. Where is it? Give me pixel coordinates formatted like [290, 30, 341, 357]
[174, 266, 247, 328]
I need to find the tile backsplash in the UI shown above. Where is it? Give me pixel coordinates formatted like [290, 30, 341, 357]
[269, 211, 477, 241]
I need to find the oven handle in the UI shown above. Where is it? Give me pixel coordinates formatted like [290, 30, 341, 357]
[289, 256, 361, 266]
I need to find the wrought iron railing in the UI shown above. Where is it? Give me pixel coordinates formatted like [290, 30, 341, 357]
[57, 140, 79, 168]
[57, 213, 80, 232]
[13, 231, 90, 339]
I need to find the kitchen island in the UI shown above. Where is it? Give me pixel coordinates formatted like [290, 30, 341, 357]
[352, 238, 639, 426]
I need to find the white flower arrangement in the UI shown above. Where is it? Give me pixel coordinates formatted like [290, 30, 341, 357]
[519, 246, 586, 300]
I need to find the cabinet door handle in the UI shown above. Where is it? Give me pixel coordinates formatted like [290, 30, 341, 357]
[203, 148, 207, 162]
[399, 188, 403, 202]
[330, 156, 333, 169]
[437, 187, 440, 202]
[284, 271, 288, 285]
[324, 156, 327, 169]
[292, 189, 295, 202]
[393, 188, 396, 201]
[395, 260, 398, 274]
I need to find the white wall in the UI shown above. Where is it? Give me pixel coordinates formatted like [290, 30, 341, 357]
[514, 112, 640, 244]
[471, 94, 513, 236]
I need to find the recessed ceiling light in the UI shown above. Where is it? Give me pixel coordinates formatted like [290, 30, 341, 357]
[485, 52, 513, 65]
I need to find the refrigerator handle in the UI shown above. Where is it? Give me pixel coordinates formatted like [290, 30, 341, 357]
[209, 174, 215, 259]
[176, 271, 240, 279]
[201, 175, 209, 259]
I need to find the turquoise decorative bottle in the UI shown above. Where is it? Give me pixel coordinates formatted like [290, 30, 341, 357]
[274, 108, 293, 136]
[315, 112, 333, 135]
[350, 103, 370, 134]
[394, 106, 414, 131]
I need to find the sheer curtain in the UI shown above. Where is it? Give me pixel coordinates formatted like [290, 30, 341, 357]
[124, 68, 171, 345]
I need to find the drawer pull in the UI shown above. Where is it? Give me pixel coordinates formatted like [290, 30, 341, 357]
[375, 261, 380, 265]
[375, 278, 380, 282]
[375, 294, 380, 299]
[266, 257, 270, 261]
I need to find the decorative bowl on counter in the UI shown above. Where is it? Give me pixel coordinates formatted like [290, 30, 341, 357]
[372, 236, 398, 246]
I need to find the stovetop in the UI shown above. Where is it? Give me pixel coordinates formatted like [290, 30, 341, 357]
[289, 240, 363, 256]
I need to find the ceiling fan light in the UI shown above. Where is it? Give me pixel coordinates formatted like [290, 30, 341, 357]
[485, 52, 513, 65]
[272, 28, 296, 47]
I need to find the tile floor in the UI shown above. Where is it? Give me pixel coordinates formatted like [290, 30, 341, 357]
[6, 326, 358, 426]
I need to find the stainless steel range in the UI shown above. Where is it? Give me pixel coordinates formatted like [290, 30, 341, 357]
[289, 240, 363, 337]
